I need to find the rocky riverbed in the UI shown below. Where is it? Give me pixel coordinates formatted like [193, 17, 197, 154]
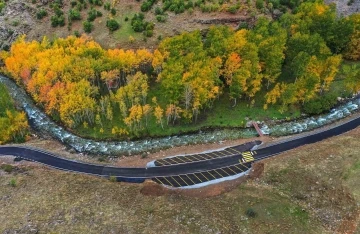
[2, 74, 360, 156]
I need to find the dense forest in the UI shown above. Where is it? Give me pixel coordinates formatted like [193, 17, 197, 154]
[1, 0, 359, 139]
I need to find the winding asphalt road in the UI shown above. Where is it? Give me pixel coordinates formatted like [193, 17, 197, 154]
[1, 114, 360, 184]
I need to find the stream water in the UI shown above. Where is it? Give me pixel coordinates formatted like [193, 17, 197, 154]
[1, 75, 359, 156]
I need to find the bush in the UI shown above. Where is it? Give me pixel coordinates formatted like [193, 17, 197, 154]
[96, 10, 103, 17]
[156, 15, 166, 22]
[9, 178, 17, 187]
[106, 19, 120, 31]
[143, 29, 153, 37]
[110, 8, 116, 15]
[88, 0, 102, 5]
[238, 22, 248, 29]
[0, 1, 5, 13]
[71, 0, 77, 7]
[104, 2, 111, 10]
[227, 5, 238, 14]
[53, 5, 64, 16]
[256, 0, 264, 9]
[74, 30, 80, 37]
[109, 175, 117, 182]
[269, 0, 280, 9]
[155, 7, 163, 15]
[141, 1, 152, 12]
[83, 20, 93, 33]
[303, 93, 338, 115]
[36, 8, 48, 19]
[95, 0, 103, 6]
[131, 13, 146, 32]
[245, 208, 257, 218]
[57, 15, 65, 26]
[1, 164, 14, 173]
[87, 8, 97, 21]
[51, 15, 65, 27]
[68, 9, 81, 21]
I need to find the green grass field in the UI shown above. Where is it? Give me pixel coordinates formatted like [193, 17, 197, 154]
[113, 12, 142, 42]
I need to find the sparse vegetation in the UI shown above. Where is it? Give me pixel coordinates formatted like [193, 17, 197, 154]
[0, 130, 359, 233]
[1, 164, 14, 173]
[36, 8, 48, 20]
[0, 0, 5, 13]
[131, 13, 154, 36]
[245, 208, 257, 218]
[8, 178, 16, 187]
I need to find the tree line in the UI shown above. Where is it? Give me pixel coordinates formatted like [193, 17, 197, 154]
[1, 0, 359, 137]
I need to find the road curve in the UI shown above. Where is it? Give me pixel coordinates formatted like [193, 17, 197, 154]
[1, 114, 360, 183]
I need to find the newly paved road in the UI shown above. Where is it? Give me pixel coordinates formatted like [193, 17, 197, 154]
[1, 115, 360, 186]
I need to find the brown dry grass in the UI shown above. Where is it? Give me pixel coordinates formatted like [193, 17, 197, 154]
[24, 0, 255, 49]
[1, 128, 360, 233]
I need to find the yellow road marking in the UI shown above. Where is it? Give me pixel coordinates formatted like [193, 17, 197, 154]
[154, 177, 165, 185]
[243, 156, 254, 163]
[223, 149, 232, 154]
[163, 177, 175, 187]
[185, 174, 196, 184]
[227, 148, 240, 154]
[188, 155, 200, 162]
[205, 153, 217, 158]
[193, 173, 203, 183]
[156, 160, 165, 166]
[191, 155, 202, 161]
[167, 157, 179, 164]
[233, 164, 244, 172]
[176, 157, 187, 163]
[244, 157, 254, 162]
[208, 152, 219, 157]
[199, 172, 209, 181]
[220, 168, 231, 176]
[182, 156, 193, 162]
[240, 162, 249, 169]
[206, 171, 217, 179]
[196, 154, 208, 160]
[213, 169, 224, 178]
[217, 151, 228, 156]
[177, 175, 189, 186]
[227, 166, 237, 174]
[171, 176, 182, 187]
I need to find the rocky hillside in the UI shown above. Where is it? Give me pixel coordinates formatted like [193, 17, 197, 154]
[325, 0, 360, 16]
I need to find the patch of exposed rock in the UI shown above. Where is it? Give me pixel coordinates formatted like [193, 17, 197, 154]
[325, 0, 360, 16]
[0, 0, 37, 50]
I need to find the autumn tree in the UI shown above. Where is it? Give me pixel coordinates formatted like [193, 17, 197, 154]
[344, 14, 360, 60]
[342, 64, 360, 93]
